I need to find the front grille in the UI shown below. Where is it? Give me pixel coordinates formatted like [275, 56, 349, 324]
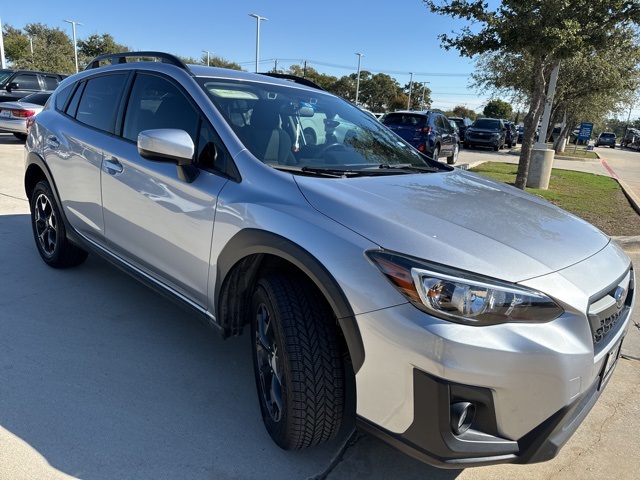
[592, 310, 623, 345]
[588, 269, 633, 347]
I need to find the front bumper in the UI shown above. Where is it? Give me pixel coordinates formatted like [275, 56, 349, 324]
[358, 340, 623, 468]
[353, 243, 633, 467]
[465, 133, 501, 147]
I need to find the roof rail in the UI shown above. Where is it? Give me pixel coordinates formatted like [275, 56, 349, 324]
[85, 51, 190, 72]
[258, 73, 325, 91]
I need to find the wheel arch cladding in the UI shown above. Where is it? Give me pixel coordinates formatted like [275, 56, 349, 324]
[215, 228, 365, 373]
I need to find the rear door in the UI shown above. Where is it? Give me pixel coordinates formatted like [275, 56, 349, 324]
[436, 114, 455, 156]
[100, 72, 229, 307]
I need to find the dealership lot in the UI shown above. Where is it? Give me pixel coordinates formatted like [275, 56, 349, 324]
[1, 133, 639, 479]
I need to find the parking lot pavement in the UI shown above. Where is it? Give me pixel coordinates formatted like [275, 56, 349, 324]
[2, 134, 639, 479]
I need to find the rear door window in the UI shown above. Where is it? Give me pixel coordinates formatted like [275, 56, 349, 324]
[74, 74, 127, 132]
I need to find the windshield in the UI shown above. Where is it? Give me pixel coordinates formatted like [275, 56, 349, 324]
[472, 119, 502, 130]
[0, 70, 13, 86]
[196, 77, 439, 171]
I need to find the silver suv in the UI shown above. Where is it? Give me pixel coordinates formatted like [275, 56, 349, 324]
[24, 52, 634, 468]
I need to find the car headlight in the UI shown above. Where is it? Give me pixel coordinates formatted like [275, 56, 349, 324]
[366, 250, 563, 326]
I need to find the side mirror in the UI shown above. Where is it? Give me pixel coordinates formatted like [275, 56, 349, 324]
[6, 82, 19, 92]
[138, 129, 198, 182]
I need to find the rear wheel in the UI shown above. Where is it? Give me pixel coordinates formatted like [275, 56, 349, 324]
[446, 143, 459, 164]
[251, 274, 345, 450]
[431, 145, 440, 162]
[30, 181, 88, 268]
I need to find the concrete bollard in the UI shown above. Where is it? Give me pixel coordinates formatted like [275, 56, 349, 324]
[527, 145, 555, 189]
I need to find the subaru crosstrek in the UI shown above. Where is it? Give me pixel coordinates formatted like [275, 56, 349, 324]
[24, 52, 634, 468]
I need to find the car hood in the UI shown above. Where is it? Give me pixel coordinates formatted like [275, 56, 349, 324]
[294, 169, 609, 283]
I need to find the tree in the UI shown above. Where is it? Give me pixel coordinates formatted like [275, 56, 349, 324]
[77, 33, 130, 68]
[427, 0, 640, 189]
[360, 73, 404, 112]
[452, 105, 476, 119]
[3, 23, 75, 74]
[286, 64, 337, 89]
[208, 55, 243, 70]
[483, 99, 513, 119]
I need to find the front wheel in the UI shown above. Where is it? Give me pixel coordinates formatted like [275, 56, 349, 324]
[251, 274, 345, 450]
[30, 181, 88, 268]
[446, 143, 459, 165]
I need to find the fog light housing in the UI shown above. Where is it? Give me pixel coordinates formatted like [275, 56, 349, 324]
[450, 402, 476, 435]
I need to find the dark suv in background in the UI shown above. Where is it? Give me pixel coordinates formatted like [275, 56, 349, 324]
[464, 118, 506, 151]
[380, 110, 459, 164]
[0, 69, 64, 103]
[448, 117, 472, 144]
[504, 121, 518, 148]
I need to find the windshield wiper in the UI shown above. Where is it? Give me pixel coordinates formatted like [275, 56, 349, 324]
[299, 166, 401, 177]
[374, 163, 441, 173]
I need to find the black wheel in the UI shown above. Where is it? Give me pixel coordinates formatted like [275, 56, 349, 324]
[13, 132, 28, 141]
[30, 180, 88, 268]
[493, 145, 499, 151]
[463, 142, 470, 149]
[251, 274, 345, 450]
[431, 145, 440, 162]
[447, 143, 459, 165]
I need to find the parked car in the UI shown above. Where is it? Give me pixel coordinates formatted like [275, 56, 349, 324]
[379, 110, 459, 164]
[516, 125, 525, 143]
[0, 69, 64, 103]
[448, 116, 472, 143]
[25, 52, 634, 469]
[463, 118, 506, 151]
[504, 121, 518, 148]
[596, 132, 617, 148]
[0, 91, 52, 140]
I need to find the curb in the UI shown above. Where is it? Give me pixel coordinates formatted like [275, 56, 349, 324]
[612, 236, 640, 253]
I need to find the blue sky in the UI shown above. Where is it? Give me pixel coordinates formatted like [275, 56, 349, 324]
[3, 1, 637, 119]
[1, 0, 491, 113]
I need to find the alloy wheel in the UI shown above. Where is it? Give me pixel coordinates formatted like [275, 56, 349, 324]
[255, 303, 283, 423]
[34, 193, 58, 257]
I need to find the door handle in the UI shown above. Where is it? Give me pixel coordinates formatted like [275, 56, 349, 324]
[46, 136, 59, 149]
[103, 158, 124, 175]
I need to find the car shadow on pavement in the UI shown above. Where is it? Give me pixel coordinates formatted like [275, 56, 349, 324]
[0, 214, 459, 480]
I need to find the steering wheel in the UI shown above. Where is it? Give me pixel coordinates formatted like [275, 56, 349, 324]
[313, 142, 347, 158]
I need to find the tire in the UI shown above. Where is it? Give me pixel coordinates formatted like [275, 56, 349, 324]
[446, 143, 459, 165]
[30, 180, 88, 268]
[463, 142, 470, 149]
[251, 274, 345, 450]
[493, 145, 499, 151]
[431, 145, 440, 162]
[13, 132, 28, 141]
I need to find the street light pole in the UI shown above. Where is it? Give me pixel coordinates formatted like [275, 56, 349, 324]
[420, 82, 430, 110]
[407, 72, 414, 110]
[355, 53, 364, 106]
[248, 14, 268, 73]
[202, 50, 213, 66]
[0, 17, 6, 69]
[64, 19, 83, 73]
